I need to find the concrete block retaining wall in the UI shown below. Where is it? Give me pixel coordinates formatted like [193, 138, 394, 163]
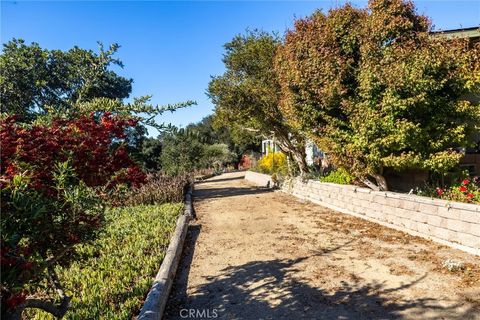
[245, 172, 480, 255]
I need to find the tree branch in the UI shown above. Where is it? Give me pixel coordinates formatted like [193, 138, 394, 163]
[6, 296, 71, 320]
[44, 244, 75, 267]
[361, 177, 381, 191]
[6, 267, 72, 320]
[47, 266, 68, 301]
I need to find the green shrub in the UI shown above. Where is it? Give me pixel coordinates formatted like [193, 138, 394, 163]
[1, 161, 106, 316]
[122, 173, 190, 206]
[160, 131, 204, 176]
[200, 143, 237, 170]
[29, 203, 183, 319]
[320, 168, 354, 185]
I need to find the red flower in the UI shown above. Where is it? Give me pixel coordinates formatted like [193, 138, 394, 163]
[466, 193, 474, 199]
[6, 164, 15, 175]
[462, 179, 470, 186]
[459, 186, 467, 192]
[436, 188, 444, 196]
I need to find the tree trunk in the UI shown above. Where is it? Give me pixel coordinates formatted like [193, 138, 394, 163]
[275, 136, 308, 175]
[6, 297, 71, 320]
[361, 177, 380, 191]
[6, 267, 71, 320]
[372, 173, 389, 191]
[291, 150, 308, 175]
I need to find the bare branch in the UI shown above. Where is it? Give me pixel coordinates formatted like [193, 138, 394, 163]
[47, 266, 68, 300]
[5, 266, 72, 319]
[361, 178, 381, 191]
[243, 127, 261, 132]
[44, 245, 75, 266]
[6, 296, 71, 320]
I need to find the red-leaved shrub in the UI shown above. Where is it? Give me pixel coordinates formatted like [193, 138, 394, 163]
[0, 113, 146, 316]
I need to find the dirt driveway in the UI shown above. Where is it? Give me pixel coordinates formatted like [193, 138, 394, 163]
[164, 172, 480, 320]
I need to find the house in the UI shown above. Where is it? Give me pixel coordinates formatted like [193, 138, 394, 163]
[430, 26, 480, 46]
[261, 139, 280, 155]
[305, 139, 324, 166]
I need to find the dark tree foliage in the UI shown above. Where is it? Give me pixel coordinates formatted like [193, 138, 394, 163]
[139, 138, 163, 171]
[159, 129, 204, 176]
[0, 39, 132, 121]
[208, 30, 308, 173]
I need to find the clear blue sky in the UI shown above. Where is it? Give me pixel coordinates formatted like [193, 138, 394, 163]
[2, 1, 479, 135]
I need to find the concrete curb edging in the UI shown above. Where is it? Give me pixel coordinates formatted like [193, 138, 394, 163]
[244, 170, 274, 188]
[138, 185, 194, 320]
[194, 173, 217, 182]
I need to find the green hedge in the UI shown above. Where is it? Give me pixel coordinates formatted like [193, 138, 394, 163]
[320, 168, 354, 185]
[30, 203, 183, 319]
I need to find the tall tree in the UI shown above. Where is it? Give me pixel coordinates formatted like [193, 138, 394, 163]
[0, 39, 195, 168]
[187, 115, 260, 162]
[159, 129, 204, 175]
[139, 137, 163, 171]
[276, 0, 480, 190]
[0, 39, 132, 121]
[208, 30, 308, 173]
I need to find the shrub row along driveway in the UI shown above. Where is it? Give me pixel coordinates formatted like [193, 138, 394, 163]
[165, 172, 480, 320]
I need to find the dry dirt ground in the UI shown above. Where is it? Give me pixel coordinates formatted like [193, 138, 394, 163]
[164, 172, 480, 320]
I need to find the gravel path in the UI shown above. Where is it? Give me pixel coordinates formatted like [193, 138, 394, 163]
[164, 172, 480, 320]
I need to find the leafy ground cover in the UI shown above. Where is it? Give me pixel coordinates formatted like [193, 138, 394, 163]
[28, 203, 183, 319]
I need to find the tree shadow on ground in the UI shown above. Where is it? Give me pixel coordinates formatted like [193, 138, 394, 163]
[166, 178, 478, 320]
[164, 224, 202, 318]
[165, 244, 478, 320]
[194, 186, 271, 200]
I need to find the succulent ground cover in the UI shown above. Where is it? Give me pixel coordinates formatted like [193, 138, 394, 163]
[28, 203, 183, 319]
